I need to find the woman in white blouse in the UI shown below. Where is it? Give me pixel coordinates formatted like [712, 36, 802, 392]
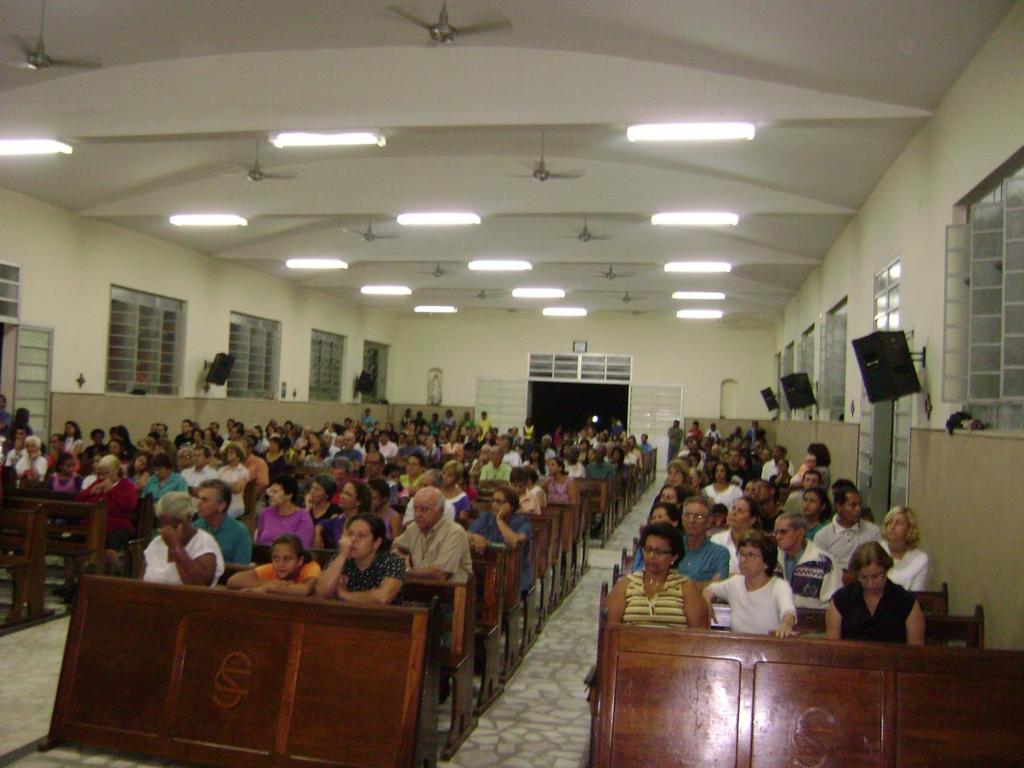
[880, 506, 929, 591]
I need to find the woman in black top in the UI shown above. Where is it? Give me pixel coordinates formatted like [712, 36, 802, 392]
[826, 541, 925, 644]
[313, 514, 405, 605]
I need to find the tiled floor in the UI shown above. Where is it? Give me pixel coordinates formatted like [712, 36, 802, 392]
[0, 477, 662, 768]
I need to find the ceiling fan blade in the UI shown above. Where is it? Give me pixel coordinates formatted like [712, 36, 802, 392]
[387, 5, 436, 30]
[508, 173, 538, 178]
[213, 163, 251, 176]
[259, 172, 297, 181]
[47, 57, 101, 70]
[8, 34, 33, 57]
[367, 234, 399, 239]
[546, 171, 585, 179]
[340, 227, 372, 237]
[455, 19, 513, 36]
[587, 234, 613, 240]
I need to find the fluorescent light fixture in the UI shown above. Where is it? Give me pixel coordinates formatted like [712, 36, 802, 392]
[468, 260, 532, 272]
[543, 307, 587, 317]
[651, 212, 739, 226]
[664, 261, 732, 273]
[676, 309, 724, 319]
[169, 214, 247, 227]
[627, 122, 755, 142]
[672, 291, 726, 300]
[0, 139, 72, 156]
[285, 258, 348, 270]
[415, 305, 457, 314]
[271, 131, 385, 148]
[512, 287, 565, 299]
[397, 212, 481, 226]
[360, 285, 411, 296]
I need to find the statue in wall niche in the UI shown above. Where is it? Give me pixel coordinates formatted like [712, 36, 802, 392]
[428, 368, 443, 405]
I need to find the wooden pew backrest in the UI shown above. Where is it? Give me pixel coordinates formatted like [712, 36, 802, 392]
[47, 576, 438, 768]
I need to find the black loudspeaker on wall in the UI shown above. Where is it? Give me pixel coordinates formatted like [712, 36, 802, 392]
[205, 353, 235, 386]
[852, 330, 921, 403]
[780, 373, 817, 409]
[760, 387, 780, 411]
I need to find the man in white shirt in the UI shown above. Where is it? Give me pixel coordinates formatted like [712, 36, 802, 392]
[181, 445, 218, 494]
[500, 436, 522, 468]
[761, 444, 787, 480]
[378, 432, 399, 460]
[813, 485, 880, 571]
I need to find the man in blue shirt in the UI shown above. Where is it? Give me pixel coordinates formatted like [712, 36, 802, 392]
[193, 478, 252, 565]
[679, 497, 729, 586]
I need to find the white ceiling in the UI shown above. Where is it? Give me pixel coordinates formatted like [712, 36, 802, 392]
[0, 0, 1013, 323]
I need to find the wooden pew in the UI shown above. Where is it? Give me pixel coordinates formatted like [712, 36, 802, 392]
[0, 507, 51, 626]
[44, 575, 440, 768]
[404, 578, 477, 760]
[523, 511, 553, 646]
[591, 619, 1024, 768]
[471, 544, 507, 715]
[498, 539, 525, 682]
[794, 605, 985, 647]
[576, 479, 612, 548]
[3, 497, 107, 578]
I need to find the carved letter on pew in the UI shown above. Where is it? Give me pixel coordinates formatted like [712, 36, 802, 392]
[45, 576, 439, 768]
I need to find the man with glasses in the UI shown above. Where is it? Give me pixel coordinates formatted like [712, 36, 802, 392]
[772, 509, 840, 609]
[679, 497, 730, 586]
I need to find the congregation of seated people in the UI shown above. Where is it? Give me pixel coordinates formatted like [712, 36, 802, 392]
[614, 419, 931, 646]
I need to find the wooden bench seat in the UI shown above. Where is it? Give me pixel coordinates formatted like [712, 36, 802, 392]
[591, 618, 1024, 767]
[44, 575, 440, 768]
[3, 497, 107, 579]
[0, 507, 51, 626]
[794, 604, 985, 647]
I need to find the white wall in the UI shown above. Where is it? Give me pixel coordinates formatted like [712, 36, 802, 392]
[1, 187, 398, 407]
[775, 2, 1024, 429]
[389, 311, 775, 417]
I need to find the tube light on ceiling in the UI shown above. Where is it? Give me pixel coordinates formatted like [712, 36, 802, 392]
[397, 212, 481, 226]
[664, 262, 732, 273]
[542, 307, 587, 317]
[0, 139, 73, 155]
[361, 285, 412, 296]
[652, 212, 739, 226]
[169, 214, 248, 227]
[468, 260, 532, 271]
[512, 287, 565, 298]
[627, 122, 756, 142]
[676, 309, 724, 319]
[271, 131, 385, 148]
[414, 305, 457, 314]
[672, 291, 726, 300]
[285, 258, 348, 270]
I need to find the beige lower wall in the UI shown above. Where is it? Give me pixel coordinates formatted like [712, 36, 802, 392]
[51, 393, 389, 439]
[770, 420, 861, 482]
[909, 428, 1024, 650]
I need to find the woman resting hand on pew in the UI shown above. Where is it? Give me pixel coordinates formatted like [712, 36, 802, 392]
[826, 541, 925, 645]
[703, 531, 798, 639]
[227, 534, 321, 596]
[314, 514, 405, 605]
[607, 522, 709, 629]
[142, 492, 224, 587]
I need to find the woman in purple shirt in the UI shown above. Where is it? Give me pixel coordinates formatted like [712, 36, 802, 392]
[256, 475, 313, 548]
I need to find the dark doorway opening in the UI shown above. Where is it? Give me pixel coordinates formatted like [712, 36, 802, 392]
[529, 381, 629, 437]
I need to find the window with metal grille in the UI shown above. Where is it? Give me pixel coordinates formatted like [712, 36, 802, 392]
[527, 352, 632, 383]
[821, 298, 848, 420]
[0, 262, 21, 322]
[228, 312, 280, 400]
[309, 329, 344, 401]
[106, 286, 185, 395]
[944, 159, 1024, 429]
[799, 324, 815, 386]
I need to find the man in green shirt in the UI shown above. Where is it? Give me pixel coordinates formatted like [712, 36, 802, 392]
[585, 446, 616, 481]
[479, 446, 512, 484]
[193, 479, 252, 565]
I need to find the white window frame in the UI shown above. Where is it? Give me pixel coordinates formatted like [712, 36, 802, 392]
[106, 286, 185, 395]
[309, 329, 344, 402]
[228, 312, 281, 400]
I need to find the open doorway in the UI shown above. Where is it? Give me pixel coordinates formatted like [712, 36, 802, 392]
[528, 381, 629, 437]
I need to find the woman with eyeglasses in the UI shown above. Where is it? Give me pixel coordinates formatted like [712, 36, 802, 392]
[468, 484, 532, 594]
[702, 530, 797, 638]
[607, 522, 708, 628]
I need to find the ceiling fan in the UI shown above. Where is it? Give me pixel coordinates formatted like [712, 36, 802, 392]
[387, 1, 512, 45]
[562, 215, 611, 242]
[621, 292, 637, 303]
[341, 217, 398, 242]
[222, 142, 295, 182]
[512, 133, 584, 182]
[475, 289, 489, 300]
[597, 265, 635, 280]
[4, 0, 101, 71]
[419, 263, 448, 278]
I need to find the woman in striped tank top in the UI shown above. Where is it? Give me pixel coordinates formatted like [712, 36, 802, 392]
[606, 523, 709, 629]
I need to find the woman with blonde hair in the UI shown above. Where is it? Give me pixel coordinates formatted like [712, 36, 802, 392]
[217, 441, 250, 518]
[880, 506, 929, 591]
